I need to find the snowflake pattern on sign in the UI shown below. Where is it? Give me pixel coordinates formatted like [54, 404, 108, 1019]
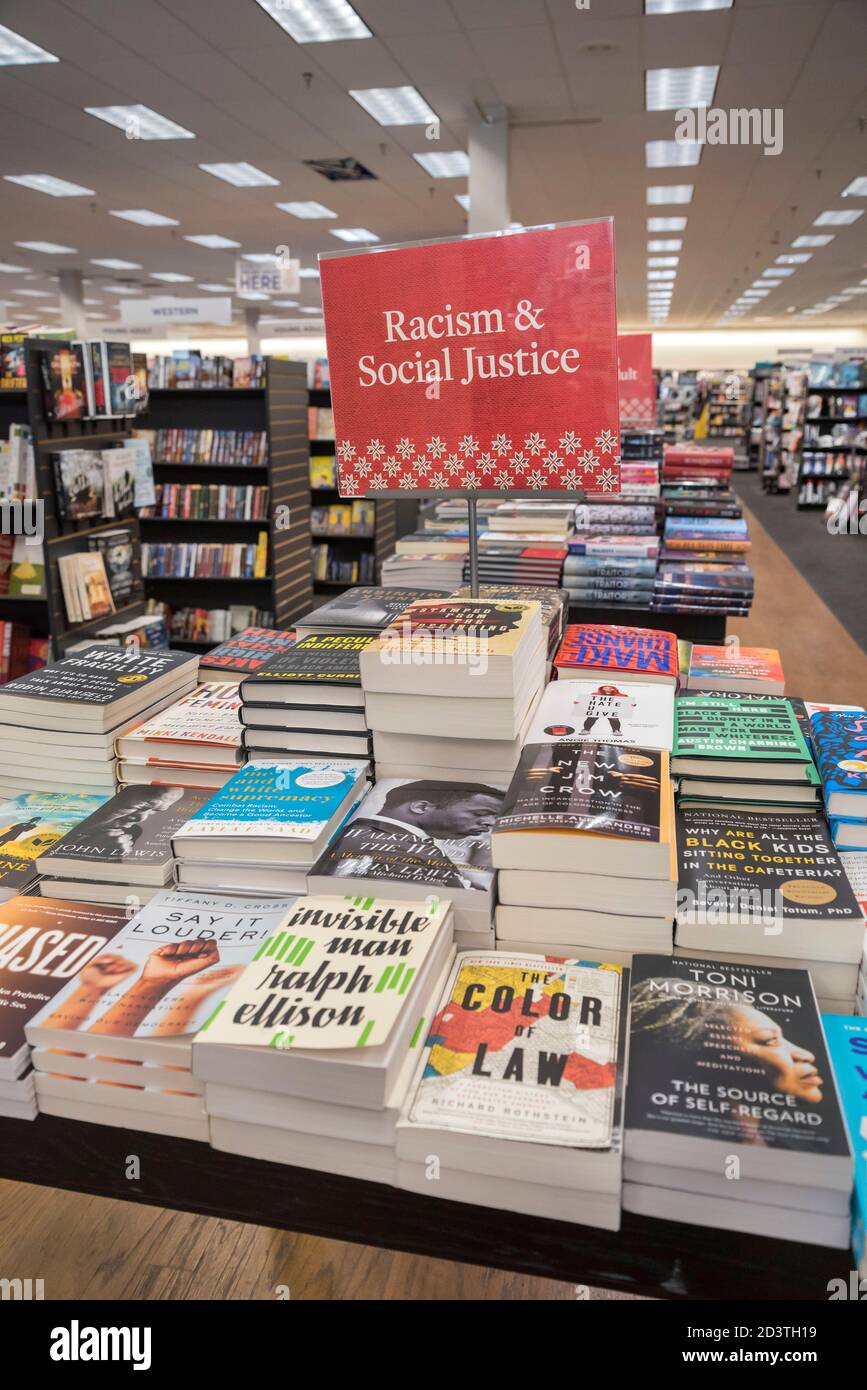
[619, 397, 655, 426]
[333, 430, 620, 492]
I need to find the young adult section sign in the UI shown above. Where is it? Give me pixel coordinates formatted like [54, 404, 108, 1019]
[319, 221, 621, 497]
[618, 333, 655, 427]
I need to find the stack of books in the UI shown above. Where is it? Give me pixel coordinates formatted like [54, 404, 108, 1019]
[623, 953, 853, 1247]
[675, 805, 865, 1013]
[381, 549, 465, 592]
[171, 759, 369, 897]
[810, 709, 867, 851]
[292, 586, 442, 642]
[687, 645, 783, 695]
[26, 890, 295, 1140]
[485, 501, 575, 539]
[239, 632, 374, 763]
[661, 483, 741, 522]
[563, 537, 660, 609]
[0, 645, 198, 800]
[36, 783, 209, 906]
[396, 952, 628, 1230]
[822, 1014, 867, 1279]
[197, 626, 296, 684]
[193, 894, 455, 1180]
[115, 681, 243, 790]
[617, 428, 663, 499]
[0, 790, 110, 900]
[662, 443, 734, 487]
[653, 562, 754, 618]
[491, 741, 677, 960]
[554, 622, 679, 689]
[464, 540, 567, 588]
[672, 694, 821, 809]
[449, 584, 568, 675]
[0, 895, 127, 1119]
[573, 502, 657, 536]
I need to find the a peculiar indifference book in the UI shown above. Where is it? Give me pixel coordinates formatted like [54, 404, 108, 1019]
[554, 623, 678, 684]
[194, 895, 452, 1052]
[497, 742, 664, 844]
[0, 645, 196, 714]
[0, 896, 126, 1075]
[199, 627, 297, 678]
[676, 807, 862, 927]
[118, 682, 242, 763]
[525, 678, 674, 751]
[626, 954, 852, 1164]
[241, 634, 375, 691]
[0, 791, 111, 897]
[673, 696, 812, 766]
[40, 785, 209, 877]
[810, 710, 867, 818]
[174, 761, 367, 843]
[406, 954, 624, 1147]
[25, 891, 296, 1051]
[294, 587, 443, 635]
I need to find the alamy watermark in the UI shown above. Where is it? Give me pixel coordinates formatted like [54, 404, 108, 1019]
[675, 106, 783, 158]
[677, 885, 784, 936]
[0, 497, 43, 545]
[378, 621, 489, 676]
[827, 493, 867, 535]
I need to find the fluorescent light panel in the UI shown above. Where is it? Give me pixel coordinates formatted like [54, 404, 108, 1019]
[776, 253, 812, 265]
[198, 284, 230, 292]
[648, 256, 679, 267]
[645, 66, 718, 111]
[276, 201, 336, 219]
[91, 257, 141, 270]
[793, 234, 834, 248]
[150, 272, 193, 282]
[814, 209, 863, 226]
[254, 0, 371, 43]
[15, 240, 75, 254]
[645, 0, 733, 10]
[841, 176, 867, 197]
[454, 194, 470, 211]
[103, 285, 140, 295]
[648, 270, 677, 280]
[86, 104, 194, 139]
[414, 150, 469, 178]
[110, 209, 178, 226]
[647, 239, 683, 251]
[648, 217, 687, 231]
[762, 266, 794, 277]
[199, 162, 278, 187]
[645, 139, 701, 168]
[0, 262, 28, 273]
[647, 185, 693, 204]
[350, 86, 437, 126]
[329, 227, 379, 243]
[0, 24, 59, 64]
[183, 234, 241, 249]
[5, 173, 94, 197]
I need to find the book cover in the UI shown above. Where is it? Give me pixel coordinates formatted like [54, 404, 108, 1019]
[366, 599, 540, 661]
[195, 895, 451, 1052]
[0, 334, 25, 392]
[200, 627, 296, 676]
[88, 528, 135, 607]
[821, 1014, 867, 1251]
[626, 953, 852, 1158]
[0, 896, 126, 1068]
[676, 807, 862, 927]
[673, 695, 811, 766]
[0, 791, 111, 894]
[104, 342, 134, 416]
[175, 761, 366, 843]
[497, 742, 664, 843]
[311, 777, 505, 893]
[122, 682, 242, 757]
[842, 850, 867, 916]
[810, 710, 867, 807]
[43, 785, 209, 871]
[406, 953, 623, 1147]
[43, 345, 85, 422]
[241, 633, 375, 690]
[525, 678, 674, 750]
[689, 645, 783, 686]
[28, 891, 296, 1045]
[554, 623, 678, 681]
[77, 552, 115, 619]
[57, 450, 104, 520]
[295, 587, 443, 633]
[0, 645, 195, 712]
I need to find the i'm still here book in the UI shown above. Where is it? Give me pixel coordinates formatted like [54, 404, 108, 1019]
[554, 624, 678, 687]
[672, 695, 814, 780]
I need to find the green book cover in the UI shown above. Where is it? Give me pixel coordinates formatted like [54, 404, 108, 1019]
[673, 695, 813, 764]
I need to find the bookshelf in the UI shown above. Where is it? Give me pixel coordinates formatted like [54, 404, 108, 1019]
[796, 383, 867, 510]
[0, 386, 46, 654]
[138, 359, 312, 645]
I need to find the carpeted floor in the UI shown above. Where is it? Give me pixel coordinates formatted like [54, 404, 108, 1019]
[734, 469, 867, 654]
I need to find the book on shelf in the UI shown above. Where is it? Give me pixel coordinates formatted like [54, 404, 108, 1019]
[101, 446, 137, 518]
[0, 622, 31, 684]
[524, 677, 674, 751]
[116, 681, 243, 771]
[57, 550, 116, 625]
[6, 538, 44, 599]
[198, 626, 295, 681]
[310, 454, 337, 489]
[87, 527, 136, 608]
[41, 344, 86, 422]
[810, 709, 867, 820]
[554, 623, 679, 687]
[0, 334, 25, 391]
[53, 449, 105, 520]
[141, 538, 268, 579]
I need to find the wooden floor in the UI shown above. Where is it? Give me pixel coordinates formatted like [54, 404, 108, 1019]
[1, 507, 863, 1302]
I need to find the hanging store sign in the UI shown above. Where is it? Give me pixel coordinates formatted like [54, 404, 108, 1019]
[119, 297, 233, 327]
[618, 333, 656, 427]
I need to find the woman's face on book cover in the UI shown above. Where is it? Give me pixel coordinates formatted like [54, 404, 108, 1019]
[730, 1005, 824, 1104]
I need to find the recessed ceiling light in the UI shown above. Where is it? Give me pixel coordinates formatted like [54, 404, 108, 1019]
[0, 23, 59, 64]
[254, 0, 371, 42]
[776, 253, 812, 265]
[814, 209, 864, 226]
[104, 285, 141, 295]
[15, 289, 53, 297]
[83, 298, 102, 305]
[183, 234, 241, 249]
[198, 283, 230, 292]
[645, 1, 733, 11]
[414, 150, 469, 178]
[86, 104, 195, 140]
[647, 185, 693, 204]
[648, 256, 679, 267]
[792, 234, 834, 248]
[110, 209, 179, 226]
[645, 65, 718, 111]
[648, 216, 688, 232]
[241, 253, 280, 264]
[0, 262, 28, 274]
[329, 227, 380, 243]
[648, 270, 677, 280]
[150, 272, 194, 282]
[645, 139, 701, 168]
[350, 86, 437, 127]
[90, 257, 142, 270]
[275, 201, 336, 218]
[5, 173, 94, 197]
[744, 289, 770, 297]
[752, 280, 780, 289]
[298, 268, 320, 279]
[647, 239, 683, 252]
[454, 193, 470, 212]
[300, 306, 322, 314]
[199, 162, 278, 187]
[762, 266, 794, 277]
[841, 176, 867, 198]
[15, 240, 75, 254]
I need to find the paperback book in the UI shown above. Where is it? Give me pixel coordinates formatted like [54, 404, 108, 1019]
[116, 681, 243, 769]
[198, 627, 296, 681]
[554, 624, 678, 686]
[0, 791, 110, 898]
[524, 678, 674, 751]
[810, 709, 867, 819]
[39, 784, 209, 885]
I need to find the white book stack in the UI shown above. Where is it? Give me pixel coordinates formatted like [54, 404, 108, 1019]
[26, 890, 298, 1141]
[115, 681, 244, 791]
[192, 895, 455, 1179]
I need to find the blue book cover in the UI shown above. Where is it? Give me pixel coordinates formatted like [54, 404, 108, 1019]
[822, 1014, 866, 1265]
[811, 710, 867, 818]
[663, 516, 748, 539]
[175, 760, 368, 843]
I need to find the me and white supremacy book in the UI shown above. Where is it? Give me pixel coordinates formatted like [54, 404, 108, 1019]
[0, 644, 198, 732]
[625, 953, 853, 1190]
[525, 678, 674, 752]
[115, 681, 243, 770]
[39, 784, 209, 886]
[192, 894, 455, 1108]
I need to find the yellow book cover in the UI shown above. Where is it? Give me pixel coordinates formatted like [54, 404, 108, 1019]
[254, 531, 268, 578]
[366, 597, 542, 662]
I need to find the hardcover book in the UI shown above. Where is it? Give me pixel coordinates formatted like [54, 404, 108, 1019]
[554, 623, 678, 686]
[688, 645, 784, 694]
[496, 741, 665, 845]
[809, 709, 867, 819]
[524, 678, 674, 751]
[293, 587, 443, 638]
[39, 784, 210, 884]
[117, 682, 243, 767]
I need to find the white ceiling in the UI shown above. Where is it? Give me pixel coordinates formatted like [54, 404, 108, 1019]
[0, 0, 865, 334]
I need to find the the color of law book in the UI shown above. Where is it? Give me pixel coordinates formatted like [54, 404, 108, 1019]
[0, 644, 198, 734]
[0, 791, 110, 900]
[675, 806, 864, 962]
[293, 586, 443, 640]
[810, 709, 867, 821]
[396, 953, 627, 1230]
[240, 632, 374, 707]
[359, 597, 543, 701]
[171, 759, 369, 871]
[192, 895, 454, 1110]
[0, 895, 126, 1082]
[672, 695, 815, 785]
[554, 623, 679, 687]
[38, 784, 210, 889]
[492, 742, 674, 878]
[822, 1015, 867, 1273]
[525, 677, 674, 752]
[115, 680, 243, 786]
[623, 954, 854, 1234]
[307, 776, 504, 935]
[688, 644, 784, 695]
[197, 626, 296, 683]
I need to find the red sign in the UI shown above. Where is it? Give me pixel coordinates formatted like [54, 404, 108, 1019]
[319, 221, 621, 496]
[618, 332, 655, 426]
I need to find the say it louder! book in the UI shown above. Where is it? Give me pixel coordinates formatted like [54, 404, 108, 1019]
[554, 623, 678, 687]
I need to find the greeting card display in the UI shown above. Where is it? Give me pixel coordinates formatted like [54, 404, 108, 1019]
[319, 221, 621, 497]
[618, 333, 655, 427]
